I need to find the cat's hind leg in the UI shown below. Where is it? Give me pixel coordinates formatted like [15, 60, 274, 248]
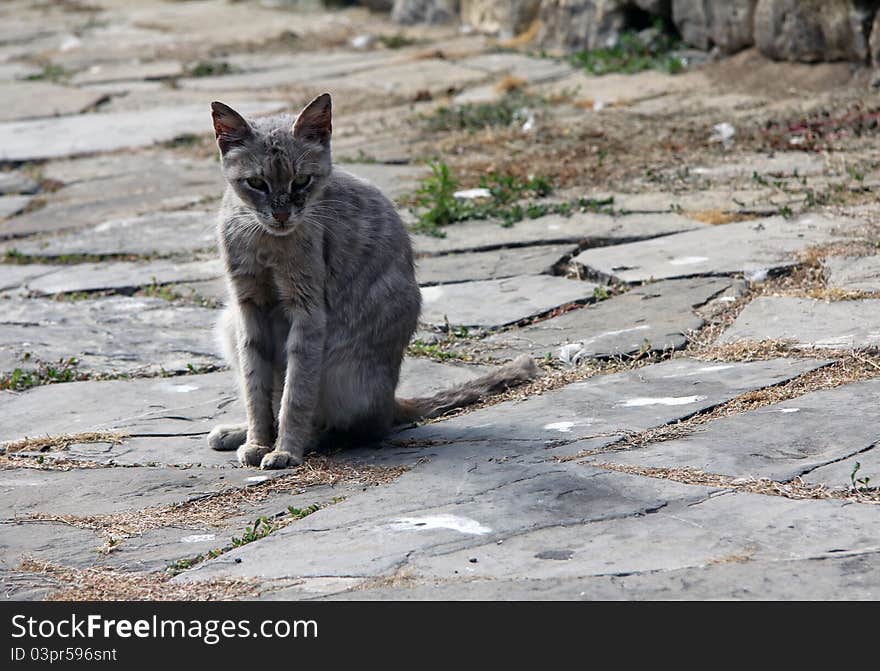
[318, 357, 397, 442]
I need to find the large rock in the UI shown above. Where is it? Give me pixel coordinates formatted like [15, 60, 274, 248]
[754, 0, 876, 63]
[538, 0, 629, 51]
[672, 0, 758, 54]
[392, 0, 459, 24]
[872, 9, 880, 67]
[461, 0, 542, 38]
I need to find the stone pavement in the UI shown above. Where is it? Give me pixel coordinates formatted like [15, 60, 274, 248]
[1, 1, 879, 601]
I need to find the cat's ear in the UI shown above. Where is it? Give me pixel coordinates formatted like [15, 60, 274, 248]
[292, 93, 332, 145]
[211, 101, 251, 153]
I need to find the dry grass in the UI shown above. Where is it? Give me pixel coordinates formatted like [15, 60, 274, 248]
[17, 559, 258, 601]
[495, 74, 527, 95]
[593, 463, 880, 504]
[0, 453, 105, 470]
[687, 209, 759, 226]
[1, 431, 128, 454]
[24, 456, 409, 542]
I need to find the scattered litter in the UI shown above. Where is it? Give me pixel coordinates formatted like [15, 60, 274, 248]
[710, 122, 736, 149]
[558, 343, 586, 365]
[544, 421, 576, 433]
[745, 268, 769, 282]
[388, 514, 491, 535]
[620, 396, 707, 407]
[593, 100, 606, 112]
[180, 534, 216, 544]
[60, 35, 81, 51]
[453, 188, 491, 200]
[350, 34, 375, 50]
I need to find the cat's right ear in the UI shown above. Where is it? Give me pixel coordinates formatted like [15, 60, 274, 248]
[211, 101, 251, 153]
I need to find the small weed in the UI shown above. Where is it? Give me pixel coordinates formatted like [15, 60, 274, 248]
[287, 503, 320, 519]
[424, 91, 540, 132]
[593, 286, 611, 301]
[850, 462, 873, 493]
[163, 133, 206, 149]
[0, 357, 81, 391]
[140, 278, 182, 302]
[231, 516, 275, 548]
[379, 33, 416, 49]
[24, 63, 68, 82]
[407, 339, 465, 361]
[186, 61, 236, 78]
[570, 22, 685, 76]
[409, 161, 615, 236]
[410, 161, 461, 236]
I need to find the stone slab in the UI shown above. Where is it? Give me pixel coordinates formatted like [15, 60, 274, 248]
[399, 357, 829, 446]
[0, 296, 220, 377]
[718, 297, 880, 349]
[0, 195, 32, 220]
[0, 81, 107, 122]
[412, 211, 704, 256]
[322, 553, 880, 600]
[0, 467, 284, 519]
[415, 244, 573, 285]
[327, 59, 489, 99]
[479, 278, 733, 362]
[404, 491, 880, 584]
[1, 521, 101, 572]
[803, 445, 880, 491]
[1, 155, 223, 239]
[0, 171, 40, 196]
[337, 163, 428, 201]
[25, 259, 224, 296]
[420, 275, 597, 329]
[0, 264, 55, 292]
[176, 453, 716, 582]
[178, 50, 405, 92]
[2, 210, 218, 258]
[454, 53, 573, 83]
[825, 255, 880, 293]
[0, 359, 490, 452]
[70, 60, 184, 85]
[0, 372, 239, 443]
[590, 379, 880, 483]
[0, 102, 284, 162]
[573, 215, 840, 284]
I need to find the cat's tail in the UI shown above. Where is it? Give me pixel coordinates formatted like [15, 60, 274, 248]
[393, 354, 541, 424]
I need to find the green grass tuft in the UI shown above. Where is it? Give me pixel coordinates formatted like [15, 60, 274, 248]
[571, 23, 685, 76]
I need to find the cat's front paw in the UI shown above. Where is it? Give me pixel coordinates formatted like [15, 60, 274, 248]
[237, 442, 272, 467]
[259, 450, 303, 470]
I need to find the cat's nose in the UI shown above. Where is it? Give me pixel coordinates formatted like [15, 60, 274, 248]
[272, 211, 289, 224]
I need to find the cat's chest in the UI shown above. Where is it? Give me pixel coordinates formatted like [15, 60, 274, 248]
[226, 240, 316, 307]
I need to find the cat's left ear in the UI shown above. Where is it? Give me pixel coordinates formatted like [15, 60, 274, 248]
[292, 93, 332, 146]
[211, 101, 251, 153]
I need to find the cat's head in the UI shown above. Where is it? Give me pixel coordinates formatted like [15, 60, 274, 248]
[211, 94, 333, 236]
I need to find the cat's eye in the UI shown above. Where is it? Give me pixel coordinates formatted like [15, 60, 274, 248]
[291, 174, 312, 190]
[245, 176, 269, 192]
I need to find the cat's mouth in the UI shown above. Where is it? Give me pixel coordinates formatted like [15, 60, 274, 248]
[259, 216, 298, 236]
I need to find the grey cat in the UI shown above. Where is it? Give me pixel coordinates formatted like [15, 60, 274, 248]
[207, 94, 539, 469]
